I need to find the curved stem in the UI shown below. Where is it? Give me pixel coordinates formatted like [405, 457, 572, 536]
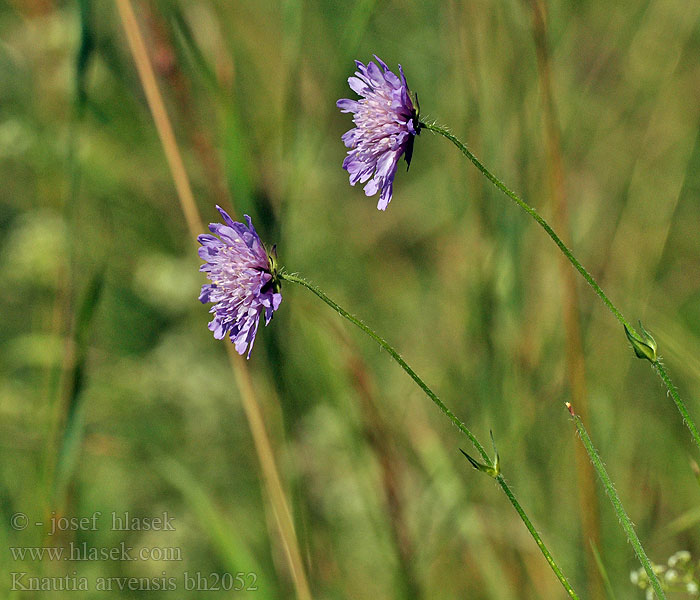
[280, 272, 489, 462]
[280, 271, 579, 599]
[421, 121, 629, 329]
[423, 120, 700, 454]
[568, 406, 667, 599]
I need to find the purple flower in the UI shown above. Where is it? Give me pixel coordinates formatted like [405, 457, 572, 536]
[337, 56, 420, 210]
[198, 206, 281, 358]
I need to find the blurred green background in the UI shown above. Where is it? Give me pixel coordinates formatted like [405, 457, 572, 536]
[2, 0, 699, 598]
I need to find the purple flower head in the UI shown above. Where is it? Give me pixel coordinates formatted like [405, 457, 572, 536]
[198, 206, 282, 358]
[337, 55, 420, 210]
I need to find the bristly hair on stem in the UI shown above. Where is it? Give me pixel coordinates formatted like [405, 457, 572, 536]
[566, 403, 667, 599]
[279, 270, 580, 600]
[422, 120, 700, 456]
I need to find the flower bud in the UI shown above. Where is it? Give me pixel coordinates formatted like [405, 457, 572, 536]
[624, 321, 657, 363]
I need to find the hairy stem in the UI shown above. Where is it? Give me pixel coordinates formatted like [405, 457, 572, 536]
[422, 121, 628, 328]
[280, 271, 579, 599]
[423, 121, 700, 454]
[495, 475, 572, 593]
[655, 361, 700, 450]
[568, 405, 666, 599]
[281, 272, 489, 461]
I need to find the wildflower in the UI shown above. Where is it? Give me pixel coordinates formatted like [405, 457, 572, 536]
[198, 206, 281, 358]
[668, 550, 691, 568]
[664, 569, 678, 583]
[337, 56, 419, 210]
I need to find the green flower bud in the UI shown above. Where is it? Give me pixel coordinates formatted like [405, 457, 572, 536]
[624, 320, 657, 363]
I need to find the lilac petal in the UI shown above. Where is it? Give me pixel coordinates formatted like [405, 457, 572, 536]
[337, 99, 359, 113]
[375, 148, 400, 179]
[355, 166, 374, 184]
[245, 318, 260, 358]
[383, 69, 401, 89]
[198, 242, 221, 258]
[398, 64, 408, 88]
[374, 56, 401, 88]
[243, 214, 255, 233]
[377, 182, 393, 210]
[199, 284, 215, 303]
[373, 55, 390, 71]
[348, 76, 369, 96]
[234, 335, 248, 356]
[342, 129, 360, 148]
[363, 177, 380, 197]
[216, 205, 236, 228]
[212, 320, 226, 339]
[365, 61, 384, 85]
[208, 222, 238, 240]
[198, 233, 218, 245]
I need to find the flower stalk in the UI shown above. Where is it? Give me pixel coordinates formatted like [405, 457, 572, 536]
[280, 271, 579, 600]
[423, 120, 700, 455]
[566, 403, 667, 600]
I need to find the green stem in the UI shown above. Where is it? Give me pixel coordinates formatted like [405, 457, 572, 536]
[422, 121, 629, 329]
[423, 120, 700, 454]
[280, 271, 579, 600]
[280, 272, 488, 462]
[655, 361, 700, 450]
[495, 475, 575, 595]
[568, 406, 666, 600]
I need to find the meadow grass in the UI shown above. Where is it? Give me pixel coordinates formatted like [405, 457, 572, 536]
[1, 1, 699, 598]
